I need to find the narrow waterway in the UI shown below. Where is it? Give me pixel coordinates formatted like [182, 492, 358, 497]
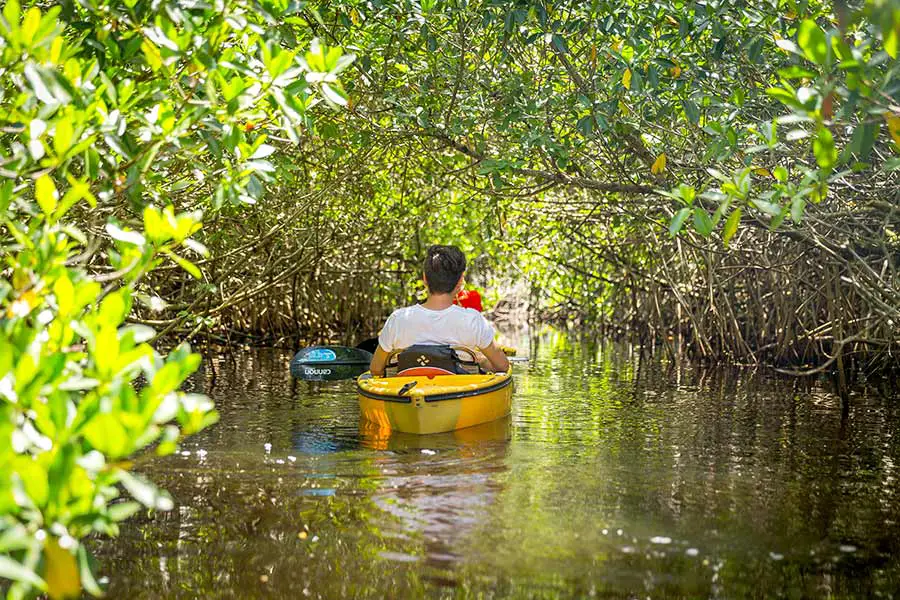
[94, 332, 900, 598]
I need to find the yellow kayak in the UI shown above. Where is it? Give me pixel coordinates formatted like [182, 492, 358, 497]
[357, 371, 513, 435]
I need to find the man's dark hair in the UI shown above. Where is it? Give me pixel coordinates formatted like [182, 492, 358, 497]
[423, 245, 466, 294]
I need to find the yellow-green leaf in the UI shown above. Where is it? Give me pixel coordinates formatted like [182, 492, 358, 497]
[813, 126, 836, 170]
[886, 113, 900, 146]
[49, 35, 64, 63]
[20, 7, 39, 42]
[669, 207, 690, 237]
[166, 251, 201, 279]
[53, 273, 74, 316]
[94, 324, 119, 376]
[35, 175, 58, 216]
[723, 208, 741, 247]
[884, 18, 899, 59]
[53, 119, 73, 156]
[2, 0, 21, 33]
[141, 39, 163, 71]
[143, 205, 165, 243]
[797, 19, 828, 65]
[622, 68, 632, 89]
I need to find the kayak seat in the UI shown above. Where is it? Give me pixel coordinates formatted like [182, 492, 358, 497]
[393, 344, 475, 376]
[396, 366, 455, 378]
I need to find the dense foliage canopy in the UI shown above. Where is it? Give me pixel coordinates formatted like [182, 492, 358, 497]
[305, 0, 899, 373]
[125, 1, 900, 375]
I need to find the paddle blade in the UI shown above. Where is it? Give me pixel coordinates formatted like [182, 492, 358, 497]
[290, 345, 373, 381]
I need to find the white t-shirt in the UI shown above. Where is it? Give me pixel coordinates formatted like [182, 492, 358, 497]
[378, 304, 495, 352]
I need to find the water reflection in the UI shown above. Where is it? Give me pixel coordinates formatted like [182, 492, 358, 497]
[92, 333, 900, 598]
[361, 418, 511, 584]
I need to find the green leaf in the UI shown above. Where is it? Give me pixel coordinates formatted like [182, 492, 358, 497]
[94, 325, 119, 376]
[141, 39, 163, 71]
[551, 34, 568, 54]
[0, 180, 13, 213]
[53, 273, 74, 316]
[751, 198, 782, 216]
[773, 166, 789, 182]
[143, 205, 169, 244]
[683, 100, 700, 125]
[117, 470, 174, 511]
[796, 86, 818, 109]
[711, 198, 729, 226]
[77, 545, 104, 596]
[35, 174, 57, 216]
[669, 207, 690, 237]
[775, 39, 803, 56]
[165, 251, 202, 279]
[676, 183, 696, 204]
[797, 19, 828, 65]
[813, 126, 836, 170]
[766, 87, 802, 109]
[84, 147, 99, 179]
[150, 362, 182, 396]
[107, 501, 142, 522]
[790, 196, 806, 223]
[0, 555, 46, 590]
[331, 53, 356, 74]
[883, 16, 899, 59]
[0, 524, 32, 553]
[320, 82, 348, 107]
[182, 238, 209, 257]
[156, 425, 180, 456]
[2, 0, 21, 32]
[706, 168, 729, 182]
[576, 115, 593, 137]
[846, 122, 879, 161]
[305, 38, 327, 71]
[54, 119, 73, 156]
[105, 223, 146, 246]
[770, 210, 788, 230]
[99, 289, 129, 324]
[723, 208, 741, 247]
[777, 65, 817, 79]
[23, 64, 54, 103]
[692, 207, 713, 236]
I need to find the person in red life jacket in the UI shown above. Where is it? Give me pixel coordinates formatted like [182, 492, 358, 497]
[454, 287, 483, 312]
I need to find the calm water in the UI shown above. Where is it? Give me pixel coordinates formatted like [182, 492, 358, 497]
[95, 333, 900, 598]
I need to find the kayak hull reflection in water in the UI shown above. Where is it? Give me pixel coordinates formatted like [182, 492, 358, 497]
[356, 371, 513, 435]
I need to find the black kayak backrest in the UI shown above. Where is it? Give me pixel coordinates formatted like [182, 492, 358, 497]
[396, 344, 472, 375]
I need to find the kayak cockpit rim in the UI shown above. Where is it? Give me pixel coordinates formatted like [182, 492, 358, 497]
[356, 373, 512, 403]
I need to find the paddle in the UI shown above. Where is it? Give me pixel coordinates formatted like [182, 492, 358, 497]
[290, 343, 526, 382]
[289, 345, 373, 381]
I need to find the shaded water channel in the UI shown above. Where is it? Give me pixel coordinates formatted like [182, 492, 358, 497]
[95, 332, 900, 598]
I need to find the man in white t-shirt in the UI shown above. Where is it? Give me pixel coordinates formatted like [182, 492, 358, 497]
[369, 245, 510, 377]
